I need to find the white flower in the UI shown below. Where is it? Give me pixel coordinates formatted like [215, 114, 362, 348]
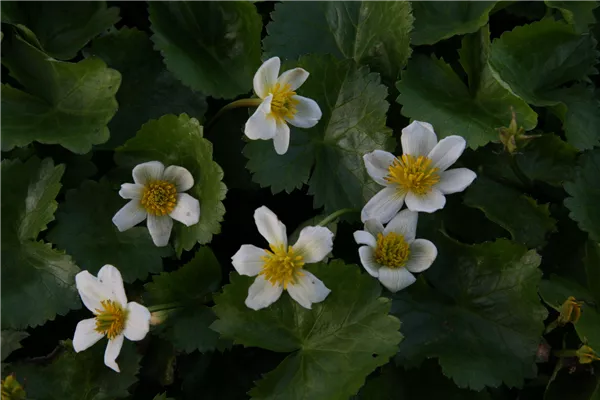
[245, 56, 322, 155]
[362, 121, 476, 223]
[112, 161, 200, 247]
[231, 206, 333, 310]
[73, 265, 150, 372]
[354, 210, 437, 293]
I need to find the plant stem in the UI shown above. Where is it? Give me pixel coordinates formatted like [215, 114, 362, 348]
[205, 98, 263, 131]
[509, 155, 531, 187]
[147, 302, 185, 312]
[317, 208, 357, 227]
[553, 349, 578, 358]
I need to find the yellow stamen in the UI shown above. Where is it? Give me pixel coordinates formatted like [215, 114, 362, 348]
[95, 300, 128, 340]
[558, 296, 583, 325]
[141, 180, 177, 216]
[386, 155, 440, 195]
[375, 232, 410, 268]
[259, 244, 305, 289]
[576, 345, 600, 364]
[269, 83, 299, 121]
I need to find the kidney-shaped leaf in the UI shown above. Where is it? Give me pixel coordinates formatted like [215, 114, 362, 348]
[392, 237, 547, 390]
[212, 261, 402, 400]
[1, 33, 120, 153]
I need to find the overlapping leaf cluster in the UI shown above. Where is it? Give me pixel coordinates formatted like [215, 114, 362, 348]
[1, 1, 600, 399]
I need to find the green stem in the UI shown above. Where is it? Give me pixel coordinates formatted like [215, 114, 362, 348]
[205, 98, 263, 131]
[509, 155, 531, 187]
[147, 302, 185, 312]
[553, 349, 578, 358]
[317, 208, 357, 227]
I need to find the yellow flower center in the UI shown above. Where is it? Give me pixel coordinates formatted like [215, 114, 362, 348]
[259, 244, 305, 289]
[270, 83, 299, 121]
[141, 180, 177, 216]
[386, 155, 440, 195]
[95, 300, 128, 340]
[375, 232, 410, 268]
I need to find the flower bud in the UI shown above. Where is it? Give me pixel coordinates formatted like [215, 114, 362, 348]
[576, 345, 600, 364]
[557, 296, 583, 325]
[1, 374, 26, 400]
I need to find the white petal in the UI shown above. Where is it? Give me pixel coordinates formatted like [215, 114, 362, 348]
[163, 165, 194, 192]
[353, 230, 377, 247]
[104, 334, 124, 373]
[292, 226, 334, 263]
[286, 95, 321, 128]
[401, 121, 438, 157]
[361, 187, 405, 224]
[427, 135, 466, 172]
[147, 214, 173, 247]
[169, 193, 200, 226]
[287, 271, 330, 309]
[245, 275, 284, 311]
[254, 206, 287, 247]
[73, 318, 104, 352]
[437, 168, 477, 195]
[378, 267, 416, 293]
[405, 189, 446, 213]
[363, 150, 395, 186]
[132, 161, 165, 185]
[232, 245, 266, 277]
[123, 302, 151, 341]
[365, 219, 384, 236]
[405, 239, 437, 273]
[97, 265, 127, 306]
[384, 209, 418, 243]
[273, 120, 290, 155]
[358, 246, 380, 277]
[112, 200, 147, 232]
[118, 183, 144, 200]
[75, 271, 113, 313]
[245, 96, 277, 140]
[254, 56, 280, 98]
[276, 67, 309, 90]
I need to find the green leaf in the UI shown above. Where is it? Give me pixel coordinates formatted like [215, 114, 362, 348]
[1, 331, 28, 363]
[546, 1, 599, 33]
[411, 1, 497, 45]
[564, 149, 600, 242]
[88, 27, 207, 149]
[145, 247, 222, 353]
[244, 55, 394, 213]
[552, 85, 600, 150]
[115, 114, 227, 254]
[148, 1, 261, 98]
[1, 33, 120, 153]
[489, 19, 598, 106]
[1, 158, 81, 329]
[513, 134, 578, 185]
[212, 261, 402, 400]
[12, 340, 141, 400]
[47, 180, 171, 283]
[584, 240, 600, 303]
[396, 27, 537, 149]
[359, 361, 492, 400]
[392, 237, 547, 390]
[263, 1, 413, 81]
[464, 176, 556, 248]
[1, 1, 119, 60]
